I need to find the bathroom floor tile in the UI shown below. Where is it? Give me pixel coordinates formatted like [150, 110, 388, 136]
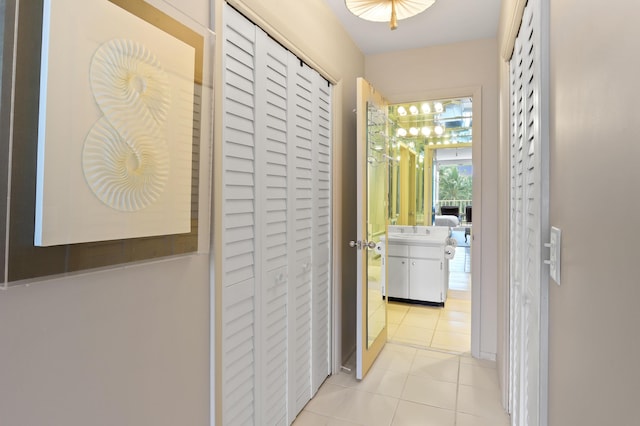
[401, 311, 439, 328]
[391, 324, 434, 347]
[435, 319, 470, 334]
[388, 309, 408, 325]
[430, 330, 471, 353]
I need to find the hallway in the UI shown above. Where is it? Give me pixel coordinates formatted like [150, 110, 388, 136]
[293, 343, 509, 425]
[294, 249, 508, 425]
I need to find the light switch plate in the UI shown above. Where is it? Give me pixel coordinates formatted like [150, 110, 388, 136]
[549, 226, 561, 285]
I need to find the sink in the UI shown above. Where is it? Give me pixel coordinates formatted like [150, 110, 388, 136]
[381, 226, 451, 247]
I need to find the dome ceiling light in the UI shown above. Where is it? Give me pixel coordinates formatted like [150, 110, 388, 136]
[345, 0, 437, 31]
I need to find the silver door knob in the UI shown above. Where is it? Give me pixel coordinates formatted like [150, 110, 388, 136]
[365, 240, 377, 249]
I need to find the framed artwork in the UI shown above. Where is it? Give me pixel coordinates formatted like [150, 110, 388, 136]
[35, 0, 200, 246]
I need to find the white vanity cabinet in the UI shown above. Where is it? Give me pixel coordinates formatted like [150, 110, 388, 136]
[407, 245, 447, 304]
[384, 229, 450, 305]
[387, 244, 409, 299]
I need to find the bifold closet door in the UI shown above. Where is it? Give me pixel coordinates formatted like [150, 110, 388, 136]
[220, 7, 258, 425]
[509, 0, 548, 424]
[255, 30, 290, 426]
[221, 5, 332, 426]
[311, 76, 332, 395]
[286, 55, 332, 419]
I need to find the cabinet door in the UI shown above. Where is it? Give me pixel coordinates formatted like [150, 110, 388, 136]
[409, 258, 443, 302]
[387, 256, 409, 299]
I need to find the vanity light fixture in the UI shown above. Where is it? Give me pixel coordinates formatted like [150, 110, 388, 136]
[409, 127, 419, 136]
[434, 124, 444, 136]
[345, 0, 437, 30]
[397, 127, 408, 137]
[434, 102, 444, 113]
[421, 126, 431, 137]
[397, 105, 407, 116]
[421, 102, 431, 114]
[409, 105, 419, 115]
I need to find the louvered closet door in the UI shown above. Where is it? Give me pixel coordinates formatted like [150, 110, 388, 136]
[311, 74, 332, 394]
[509, 1, 548, 424]
[221, 5, 332, 426]
[286, 57, 333, 418]
[255, 29, 290, 426]
[287, 57, 316, 417]
[221, 7, 257, 425]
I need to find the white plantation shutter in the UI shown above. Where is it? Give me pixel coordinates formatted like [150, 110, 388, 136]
[288, 58, 315, 415]
[221, 8, 257, 425]
[312, 75, 332, 394]
[509, 0, 548, 425]
[256, 29, 290, 426]
[221, 5, 332, 425]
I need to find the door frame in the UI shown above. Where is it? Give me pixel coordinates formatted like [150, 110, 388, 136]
[384, 85, 483, 358]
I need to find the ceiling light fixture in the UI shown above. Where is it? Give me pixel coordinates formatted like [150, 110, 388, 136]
[345, 0, 437, 31]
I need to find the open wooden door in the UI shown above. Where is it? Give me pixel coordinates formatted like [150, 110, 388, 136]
[353, 78, 389, 379]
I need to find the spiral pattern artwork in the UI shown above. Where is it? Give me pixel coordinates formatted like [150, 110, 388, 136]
[83, 39, 171, 211]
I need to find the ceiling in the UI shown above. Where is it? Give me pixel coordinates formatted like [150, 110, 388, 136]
[322, 0, 502, 55]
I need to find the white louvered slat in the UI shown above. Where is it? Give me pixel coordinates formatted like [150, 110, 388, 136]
[222, 7, 257, 426]
[288, 56, 316, 415]
[312, 73, 331, 393]
[256, 29, 290, 426]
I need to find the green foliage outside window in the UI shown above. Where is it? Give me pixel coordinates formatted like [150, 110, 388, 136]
[438, 165, 472, 201]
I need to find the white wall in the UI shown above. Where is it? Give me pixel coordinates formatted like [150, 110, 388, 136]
[547, 0, 640, 423]
[0, 1, 213, 425]
[499, 0, 640, 422]
[365, 38, 500, 358]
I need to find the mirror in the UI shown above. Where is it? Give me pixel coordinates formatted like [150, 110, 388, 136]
[388, 97, 473, 224]
[365, 101, 388, 348]
[363, 95, 474, 351]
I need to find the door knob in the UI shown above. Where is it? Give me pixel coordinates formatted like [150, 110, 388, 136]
[365, 240, 377, 249]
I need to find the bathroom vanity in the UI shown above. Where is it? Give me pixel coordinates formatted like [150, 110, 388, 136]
[381, 226, 453, 306]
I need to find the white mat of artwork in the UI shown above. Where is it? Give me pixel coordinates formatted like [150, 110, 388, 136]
[35, 0, 196, 246]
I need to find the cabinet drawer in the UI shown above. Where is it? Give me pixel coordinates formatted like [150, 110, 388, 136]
[387, 244, 409, 257]
[409, 245, 442, 259]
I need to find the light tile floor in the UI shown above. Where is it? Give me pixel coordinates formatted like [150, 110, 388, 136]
[292, 245, 511, 425]
[293, 344, 510, 425]
[388, 246, 472, 353]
